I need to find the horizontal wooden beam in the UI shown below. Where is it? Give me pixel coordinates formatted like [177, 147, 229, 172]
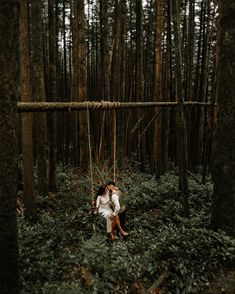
[17, 101, 215, 112]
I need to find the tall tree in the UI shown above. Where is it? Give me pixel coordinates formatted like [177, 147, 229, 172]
[62, 0, 70, 165]
[100, 0, 110, 101]
[0, 0, 19, 292]
[210, 0, 235, 236]
[31, 0, 48, 195]
[110, 0, 126, 166]
[98, 0, 110, 161]
[153, 0, 163, 178]
[190, 0, 205, 167]
[20, 0, 36, 217]
[74, 0, 88, 171]
[171, 0, 189, 217]
[48, 0, 57, 192]
[185, 0, 195, 102]
[161, 0, 171, 173]
[135, 0, 144, 165]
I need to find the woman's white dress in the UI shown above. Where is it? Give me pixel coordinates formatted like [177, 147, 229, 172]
[96, 192, 113, 233]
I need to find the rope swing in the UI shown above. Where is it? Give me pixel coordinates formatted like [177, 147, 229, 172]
[87, 104, 94, 200]
[113, 109, 117, 183]
[87, 105, 118, 200]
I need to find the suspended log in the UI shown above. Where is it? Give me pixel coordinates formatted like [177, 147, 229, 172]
[17, 101, 215, 112]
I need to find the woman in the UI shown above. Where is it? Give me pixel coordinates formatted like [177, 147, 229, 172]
[96, 185, 114, 239]
[96, 185, 128, 240]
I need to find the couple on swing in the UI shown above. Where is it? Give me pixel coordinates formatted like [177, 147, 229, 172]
[96, 179, 129, 240]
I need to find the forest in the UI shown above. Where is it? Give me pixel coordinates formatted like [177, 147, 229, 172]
[0, 0, 235, 293]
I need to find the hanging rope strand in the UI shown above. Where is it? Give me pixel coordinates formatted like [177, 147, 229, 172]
[87, 104, 94, 200]
[113, 109, 117, 182]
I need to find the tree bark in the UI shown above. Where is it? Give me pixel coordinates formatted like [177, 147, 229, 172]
[154, 0, 163, 178]
[19, 0, 36, 217]
[100, 0, 110, 101]
[171, 0, 189, 217]
[210, 0, 235, 236]
[135, 0, 144, 166]
[0, 0, 19, 292]
[31, 0, 48, 195]
[62, 0, 70, 165]
[99, 0, 110, 162]
[48, 0, 57, 192]
[74, 0, 88, 171]
[110, 0, 126, 167]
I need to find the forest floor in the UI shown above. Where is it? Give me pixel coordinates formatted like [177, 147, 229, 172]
[18, 165, 235, 294]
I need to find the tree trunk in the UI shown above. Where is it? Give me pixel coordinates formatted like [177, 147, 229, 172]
[166, 0, 176, 164]
[0, 0, 19, 292]
[135, 0, 144, 166]
[48, 0, 57, 192]
[171, 0, 189, 217]
[154, 0, 163, 178]
[99, 0, 110, 162]
[111, 0, 126, 168]
[185, 0, 195, 167]
[19, 0, 36, 217]
[210, 0, 235, 236]
[186, 0, 195, 102]
[74, 0, 88, 171]
[100, 0, 110, 101]
[62, 0, 70, 165]
[195, 0, 211, 167]
[162, 0, 171, 173]
[31, 0, 48, 195]
[190, 1, 204, 167]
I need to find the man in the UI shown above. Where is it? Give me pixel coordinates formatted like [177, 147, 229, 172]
[105, 179, 128, 236]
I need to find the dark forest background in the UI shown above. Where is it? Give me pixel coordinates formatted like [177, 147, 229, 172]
[19, 0, 218, 216]
[0, 0, 235, 293]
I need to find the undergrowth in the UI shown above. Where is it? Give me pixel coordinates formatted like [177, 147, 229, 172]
[18, 166, 235, 294]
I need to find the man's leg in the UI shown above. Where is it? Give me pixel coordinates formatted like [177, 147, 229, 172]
[118, 210, 126, 230]
[110, 219, 116, 240]
[115, 216, 128, 236]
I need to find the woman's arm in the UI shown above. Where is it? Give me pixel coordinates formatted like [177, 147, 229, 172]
[96, 196, 100, 209]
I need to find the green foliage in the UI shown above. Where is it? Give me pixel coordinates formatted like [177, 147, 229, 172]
[19, 167, 235, 294]
[143, 226, 235, 293]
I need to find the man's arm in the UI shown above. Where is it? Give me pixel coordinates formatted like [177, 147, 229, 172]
[111, 193, 120, 216]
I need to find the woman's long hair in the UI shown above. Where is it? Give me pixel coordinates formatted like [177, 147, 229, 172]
[96, 184, 107, 199]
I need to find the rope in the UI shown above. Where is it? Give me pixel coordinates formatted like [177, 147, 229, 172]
[87, 104, 94, 200]
[113, 109, 117, 182]
[86, 101, 118, 201]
